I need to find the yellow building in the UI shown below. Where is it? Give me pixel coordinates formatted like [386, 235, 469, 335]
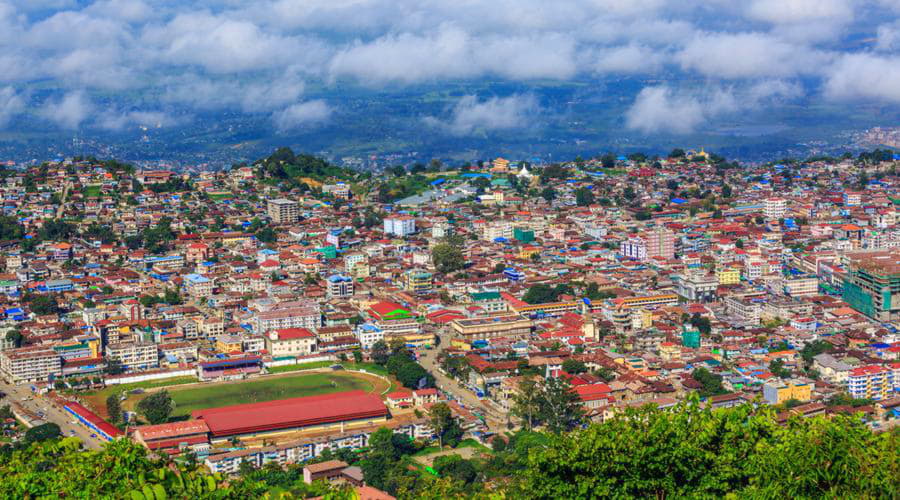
[215, 335, 243, 354]
[518, 246, 541, 260]
[717, 267, 741, 285]
[763, 380, 811, 405]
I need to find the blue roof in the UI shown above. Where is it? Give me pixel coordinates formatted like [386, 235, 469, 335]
[430, 178, 446, 186]
[671, 197, 687, 204]
[461, 173, 492, 178]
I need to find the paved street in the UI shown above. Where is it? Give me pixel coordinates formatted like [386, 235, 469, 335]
[419, 329, 509, 433]
[0, 380, 104, 450]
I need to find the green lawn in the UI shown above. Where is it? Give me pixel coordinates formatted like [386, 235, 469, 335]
[266, 360, 334, 374]
[167, 372, 373, 416]
[82, 185, 102, 197]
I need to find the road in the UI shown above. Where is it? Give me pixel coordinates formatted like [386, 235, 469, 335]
[419, 329, 509, 434]
[0, 380, 104, 450]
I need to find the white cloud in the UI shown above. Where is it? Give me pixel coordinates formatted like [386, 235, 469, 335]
[876, 21, 900, 51]
[625, 86, 737, 134]
[273, 100, 332, 131]
[824, 53, 900, 103]
[0, 86, 24, 127]
[329, 25, 576, 84]
[591, 44, 665, 74]
[40, 91, 93, 129]
[676, 32, 827, 78]
[425, 94, 539, 136]
[744, 0, 853, 24]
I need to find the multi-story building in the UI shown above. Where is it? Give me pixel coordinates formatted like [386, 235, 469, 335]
[326, 274, 354, 299]
[106, 341, 159, 370]
[450, 314, 532, 341]
[620, 227, 675, 262]
[256, 307, 321, 333]
[470, 291, 507, 313]
[847, 365, 892, 401]
[266, 328, 318, 357]
[267, 198, 299, 224]
[184, 274, 213, 298]
[675, 274, 719, 302]
[0, 346, 62, 384]
[383, 215, 416, 237]
[764, 197, 786, 219]
[782, 276, 818, 297]
[762, 380, 812, 405]
[842, 249, 900, 322]
[716, 267, 741, 285]
[403, 269, 433, 295]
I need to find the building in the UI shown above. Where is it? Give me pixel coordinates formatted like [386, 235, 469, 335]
[192, 390, 389, 441]
[450, 314, 532, 341]
[620, 227, 675, 262]
[402, 269, 433, 295]
[184, 274, 213, 298]
[675, 274, 719, 302]
[383, 215, 416, 237]
[842, 249, 900, 322]
[0, 346, 62, 383]
[266, 328, 318, 357]
[256, 307, 321, 333]
[326, 274, 354, 299]
[716, 267, 741, 285]
[267, 198, 299, 224]
[106, 341, 159, 370]
[470, 291, 507, 313]
[848, 365, 892, 401]
[63, 402, 123, 442]
[762, 380, 812, 405]
[783, 276, 818, 297]
[132, 420, 211, 454]
[764, 198, 786, 219]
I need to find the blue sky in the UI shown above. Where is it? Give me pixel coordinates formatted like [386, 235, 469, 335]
[2, 0, 900, 137]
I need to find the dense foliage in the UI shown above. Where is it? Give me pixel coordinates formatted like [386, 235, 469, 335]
[520, 401, 898, 499]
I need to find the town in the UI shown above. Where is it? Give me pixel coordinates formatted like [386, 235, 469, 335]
[0, 147, 898, 498]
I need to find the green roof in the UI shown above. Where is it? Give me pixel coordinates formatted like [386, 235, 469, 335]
[471, 291, 501, 302]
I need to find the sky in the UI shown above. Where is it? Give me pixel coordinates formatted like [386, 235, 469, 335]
[2, 0, 900, 141]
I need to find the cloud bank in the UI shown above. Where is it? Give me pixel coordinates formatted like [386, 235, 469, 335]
[0, 0, 897, 135]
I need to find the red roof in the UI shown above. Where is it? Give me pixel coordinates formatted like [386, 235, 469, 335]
[192, 390, 388, 437]
[63, 402, 123, 438]
[273, 327, 315, 340]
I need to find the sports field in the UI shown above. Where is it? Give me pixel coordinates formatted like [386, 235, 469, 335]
[165, 372, 374, 416]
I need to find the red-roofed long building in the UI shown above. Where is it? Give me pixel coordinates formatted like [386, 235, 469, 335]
[192, 390, 389, 441]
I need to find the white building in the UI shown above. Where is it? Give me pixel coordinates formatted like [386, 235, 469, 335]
[106, 341, 159, 371]
[266, 328, 318, 357]
[256, 307, 321, 333]
[764, 198, 786, 220]
[384, 215, 416, 237]
[267, 198, 299, 224]
[0, 346, 62, 384]
[326, 274, 354, 299]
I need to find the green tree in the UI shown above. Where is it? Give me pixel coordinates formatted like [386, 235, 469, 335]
[575, 187, 595, 207]
[541, 187, 556, 202]
[106, 394, 123, 425]
[538, 377, 584, 434]
[429, 402, 459, 449]
[562, 358, 587, 374]
[520, 401, 896, 499]
[692, 367, 726, 397]
[433, 454, 477, 484]
[5, 329, 23, 348]
[370, 341, 390, 365]
[432, 243, 465, 274]
[511, 376, 541, 431]
[136, 390, 174, 424]
[25, 422, 61, 443]
[105, 357, 125, 375]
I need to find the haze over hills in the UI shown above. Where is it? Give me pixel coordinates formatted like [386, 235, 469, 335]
[1, 1, 900, 166]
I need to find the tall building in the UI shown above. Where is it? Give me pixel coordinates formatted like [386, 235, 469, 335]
[620, 227, 675, 262]
[842, 249, 900, 321]
[326, 274, 354, 299]
[267, 198, 299, 224]
[0, 346, 62, 383]
[847, 365, 894, 401]
[764, 198, 786, 219]
[384, 215, 416, 237]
